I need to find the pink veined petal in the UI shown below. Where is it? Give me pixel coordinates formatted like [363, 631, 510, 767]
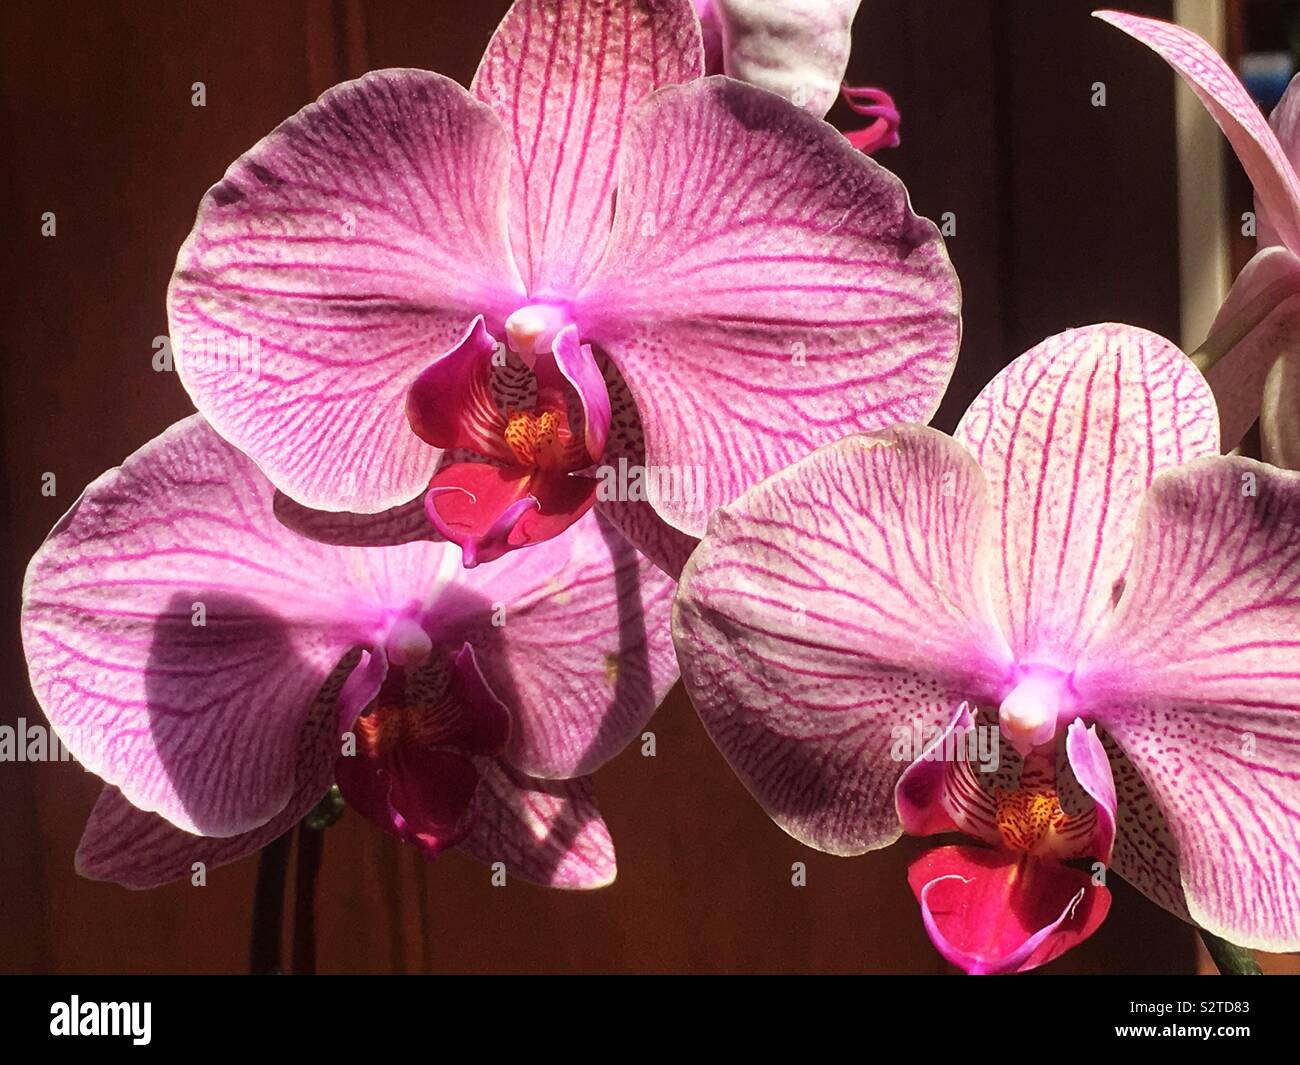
[452, 508, 679, 778]
[169, 70, 524, 514]
[272, 490, 439, 548]
[673, 427, 1012, 855]
[1262, 343, 1300, 469]
[20, 416, 463, 836]
[577, 77, 961, 536]
[1101, 730, 1191, 922]
[406, 316, 512, 460]
[1077, 456, 1300, 950]
[1200, 246, 1300, 453]
[457, 759, 616, 888]
[472, 0, 703, 294]
[954, 324, 1219, 667]
[595, 497, 699, 579]
[706, 0, 862, 118]
[1064, 720, 1117, 864]
[1261, 73, 1300, 247]
[894, 702, 1002, 846]
[909, 845, 1112, 975]
[75, 659, 348, 889]
[1096, 10, 1300, 253]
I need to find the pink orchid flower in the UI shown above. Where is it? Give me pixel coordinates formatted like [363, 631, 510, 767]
[21, 416, 677, 889]
[167, 0, 958, 573]
[1099, 11, 1300, 468]
[674, 323, 1300, 973]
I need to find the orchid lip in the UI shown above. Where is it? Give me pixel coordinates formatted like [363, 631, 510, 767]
[504, 302, 572, 361]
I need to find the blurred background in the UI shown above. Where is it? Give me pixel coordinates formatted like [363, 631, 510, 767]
[1, 0, 1296, 974]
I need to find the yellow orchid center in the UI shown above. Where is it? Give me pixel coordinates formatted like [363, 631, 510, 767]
[504, 408, 568, 469]
[994, 787, 1069, 854]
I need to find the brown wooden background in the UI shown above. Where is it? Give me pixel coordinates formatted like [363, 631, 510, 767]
[0, 0, 1285, 974]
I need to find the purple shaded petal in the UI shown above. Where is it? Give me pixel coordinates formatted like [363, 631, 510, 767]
[75, 658, 347, 888]
[455, 508, 678, 778]
[1262, 343, 1300, 468]
[673, 427, 1012, 854]
[472, 0, 703, 294]
[705, 0, 862, 118]
[578, 77, 960, 536]
[1078, 456, 1300, 950]
[273, 490, 439, 547]
[1263, 73, 1300, 247]
[20, 417, 460, 835]
[169, 70, 523, 514]
[1064, 721, 1116, 863]
[955, 324, 1219, 666]
[1201, 246, 1300, 453]
[458, 759, 616, 888]
[1097, 11, 1300, 252]
[595, 497, 699, 579]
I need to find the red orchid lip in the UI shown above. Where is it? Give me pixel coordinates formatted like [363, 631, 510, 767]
[909, 844, 1112, 976]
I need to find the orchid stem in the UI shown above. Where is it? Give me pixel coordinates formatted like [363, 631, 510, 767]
[1200, 930, 1263, 975]
[291, 785, 346, 976]
[291, 821, 325, 975]
[248, 831, 292, 975]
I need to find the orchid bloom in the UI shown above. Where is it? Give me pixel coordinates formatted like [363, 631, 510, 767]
[168, 0, 957, 574]
[675, 324, 1300, 972]
[21, 416, 677, 889]
[1100, 11, 1300, 468]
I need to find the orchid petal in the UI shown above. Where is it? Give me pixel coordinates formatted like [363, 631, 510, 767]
[1096, 10, 1300, 252]
[1262, 73, 1300, 247]
[1079, 456, 1300, 950]
[457, 508, 678, 778]
[272, 491, 439, 548]
[909, 845, 1111, 975]
[579, 77, 960, 535]
[458, 760, 616, 888]
[406, 316, 511, 459]
[1262, 342, 1300, 468]
[1064, 721, 1117, 864]
[75, 660, 348, 888]
[21, 417, 459, 836]
[472, 0, 703, 294]
[1101, 730, 1191, 921]
[1201, 246, 1300, 452]
[673, 427, 1011, 854]
[706, 0, 862, 118]
[955, 324, 1219, 665]
[595, 497, 699, 579]
[169, 70, 523, 514]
